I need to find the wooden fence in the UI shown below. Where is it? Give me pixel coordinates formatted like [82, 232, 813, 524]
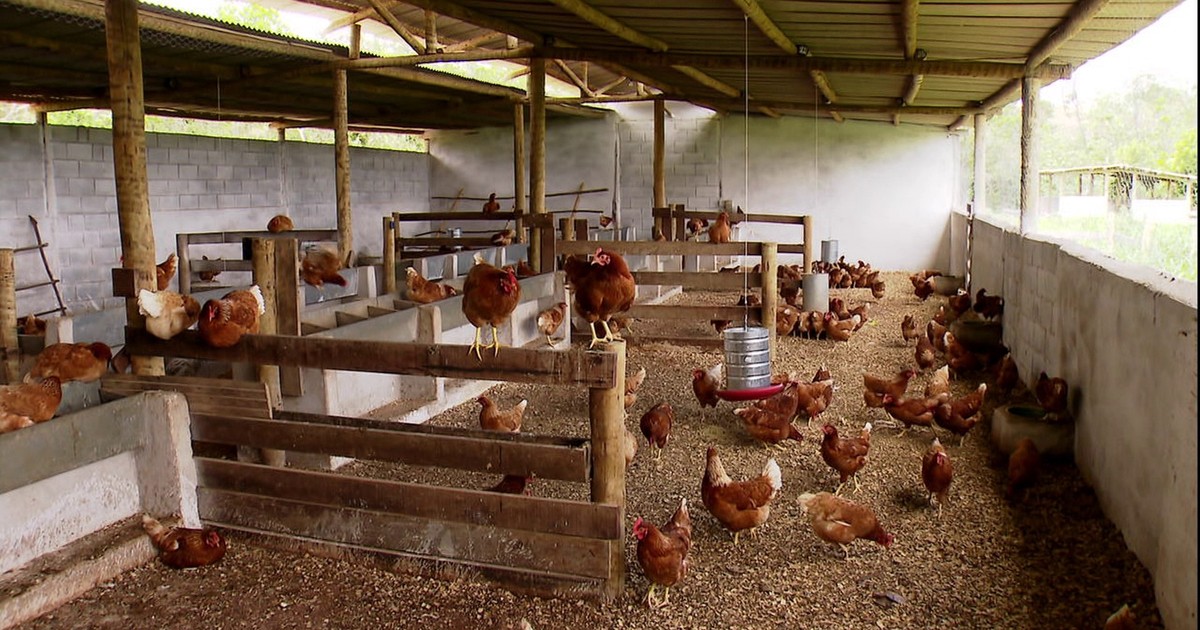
[120, 328, 628, 598]
[176, 229, 338, 295]
[651, 204, 813, 272]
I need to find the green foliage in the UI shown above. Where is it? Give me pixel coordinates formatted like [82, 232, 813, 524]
[214, 2, 293, 35]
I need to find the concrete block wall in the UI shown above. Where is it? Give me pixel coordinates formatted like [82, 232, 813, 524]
[616, 104, 723, 227]
[969, 216, 1198, 630]
[0, 122, 429, 316]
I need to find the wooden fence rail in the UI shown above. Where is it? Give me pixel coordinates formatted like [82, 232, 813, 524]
[176, 229, 337, 294]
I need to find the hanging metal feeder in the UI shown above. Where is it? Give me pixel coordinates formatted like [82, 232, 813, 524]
[717, 326, 784, 402]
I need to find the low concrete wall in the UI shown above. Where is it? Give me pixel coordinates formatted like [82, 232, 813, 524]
[0, 391, 198, 574]
[968, 217, 1198, 630]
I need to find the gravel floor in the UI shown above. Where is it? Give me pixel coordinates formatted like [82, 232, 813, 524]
[17, 272, 1161, 630]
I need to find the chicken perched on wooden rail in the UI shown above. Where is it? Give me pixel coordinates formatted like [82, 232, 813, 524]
[197, 255, 221, 283]
[633, 498, 692, 609]
[266, 214, 293, 233]
[142, 514, 226, 569]
[707, 211, 732, 244]
[563, 248, 636, 349]
[198, 286, 264, 349]
[482, 192, 501, 214]
[463, 253, 522, 360]
[137, 289, 201, 341]
[25, 342, 112, 384]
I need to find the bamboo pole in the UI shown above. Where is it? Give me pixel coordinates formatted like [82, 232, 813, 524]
[105, 0, 163, 377]
[653, 99, 666, 210]
[1019, 76, 1040, 235]
[761, 242, 778, 362]
[513, 103, 527, 243]
[383, 216, 397, 294]
[588, 338, 626, 600]
[0, 249, 17, 385]
[529, 58, 547, 272]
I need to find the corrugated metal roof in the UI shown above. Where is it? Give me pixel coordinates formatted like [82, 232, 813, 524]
[0, 0, 1185, 129]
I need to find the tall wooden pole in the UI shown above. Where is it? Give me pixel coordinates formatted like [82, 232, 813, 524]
[105, 0, 162, 376]
[970, 112, 987, 294]
[251, 238, 284, 467]
[761, 242, 778, 362]
[588, 338, 626, 600]
[333, 25, 360, 267]
[529, 58, 547, 272]
[653, 99, 666, 210]
[0, 249, 18, 385]
[513, 103, 527, 243]
[1019, 76, 1040, 235]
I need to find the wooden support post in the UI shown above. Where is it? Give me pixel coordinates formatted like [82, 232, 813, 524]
[383, 216, 397, 294]
[0, 249, 18, 385]
[588, 338, 626, 600]
[560, 218, 576, 242]
[513, 103, 527, 243]
[761, 242, 778, 362]
[802, 217, 814, 273]
[537, 217, 556, 274]
[672, 203, 686, 243]
[653, 99, 666, 210]
[176, 233, 191, 295]
[529, 59, 547, 272]
[332, 27, 359, 267]
[574, 218, 588, 241]
[106, 0, 163, 377]
[1019, 76, 1040, 235]
[251, 239, 285, 467]
[274, 238, 303, 396]
[417, 304, 444, 401]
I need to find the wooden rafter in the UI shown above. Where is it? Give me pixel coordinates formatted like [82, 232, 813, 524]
[366, 0, 427, 53]
[544, 93, 981, 116]
[1026, 0, 1113, 70]
[321, 3, 385, 35]
[424, 10, 440, 54]
[809, 71, 844, 123]
[730, 0, 797, 55]
[898, 0, 924, 118]
[398, 0, 547, 46]
[537, 46, 1072, 79]
[554, 59, 595, 97]
[544, 0, 736, 100]
[443, 31, 507, 53]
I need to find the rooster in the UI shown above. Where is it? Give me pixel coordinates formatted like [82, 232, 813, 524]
[405, 267, 457, 304]
[137, 289, 200, 341]
[921, 437, 953, 515]
[707, 211, 732, 244]
[819, 422, 871, 494]
[266, 214, 294, 233]
[639, 402, 674, 463]
[155, 253, 177, 291]
[691, 363, 722, 420]
[482, 192, 501, 214]
[462, 253, 522, 359]
[477, 395, 527, 433]
[798, 491, 893, 558]
[198, 286, 264, 348]
[300, 245, 348, 289]
[563, 248, 636, 349]
[25, 342, 112, 384]
[700, 447, 782, 545]
[142, 514, 226, 569]
[0, 376, 62, 422]
[536, 302, 568, 346]
[633, 498, 692, 609]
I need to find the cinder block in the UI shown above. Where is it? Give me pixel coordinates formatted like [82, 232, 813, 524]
[64, 143, 91, 161]
[168, 148, 189, 163]
[197, 165, 217, 179]
[178, 164, 198, 180]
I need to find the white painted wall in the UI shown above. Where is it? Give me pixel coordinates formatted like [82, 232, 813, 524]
[968, 216, 1198, 630]
[430, 105, 964, 272]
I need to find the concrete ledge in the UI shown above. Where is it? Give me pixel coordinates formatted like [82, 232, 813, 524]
[0, 517, 153, 630]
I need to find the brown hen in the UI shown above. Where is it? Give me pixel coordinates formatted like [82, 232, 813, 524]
[142, 514, 226, 569]
[798, 491, 893, 558]
[819, 422, 871, 493]
[300, 245, 348, 288]
[0, 376, 62, 422]
[25, 342, 112, 384]
[921, 438, 953, 515]
[633, 498, 692, 609]
[563, 248, 636, 348]
[198, 286, 264, 348]
[462, 253, 521, 359]
[700, 447, 782, 545]
[639, 402, 674, 462]
[477, 395, 527, 433]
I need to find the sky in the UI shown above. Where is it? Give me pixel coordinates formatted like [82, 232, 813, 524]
[1041, 0, 1198, 104]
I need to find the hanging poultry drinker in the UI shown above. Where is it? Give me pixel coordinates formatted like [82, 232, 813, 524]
[718, 326, 783, 401]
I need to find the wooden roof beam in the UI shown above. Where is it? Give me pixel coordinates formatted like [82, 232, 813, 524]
[366, 0, 428, 54]
[554, 59, 595, 97]
[545, 0, 737, 99]
[321, 3, 388, 35]
[443, 31, 508, 53]
[730, 0, 798, 55]
[424, 10, 441, 54]
[898, 0, 924, 118]
[809, 71, 844, 123]
[1026, 0, 1114, 70]
[592, 75, 628, 96]
[398, 0, 547, 46]
[537, 46, 1072, 79]
[948, 77, 1023, 129]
